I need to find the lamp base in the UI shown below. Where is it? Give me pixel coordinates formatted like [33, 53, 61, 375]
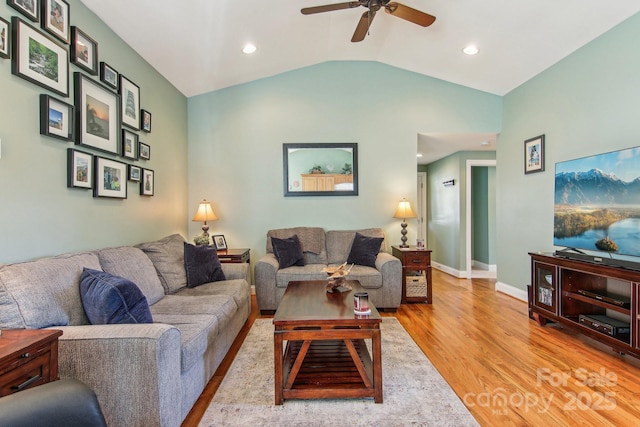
[399, 221, 409, 248]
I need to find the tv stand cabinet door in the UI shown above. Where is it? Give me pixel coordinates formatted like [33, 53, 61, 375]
[532, 259, 558, 317]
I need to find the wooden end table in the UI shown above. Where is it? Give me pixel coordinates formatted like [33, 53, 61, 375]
[273, 280, 382, 404]
[217, 248, 250, 264]
[392, 245, 433, 304]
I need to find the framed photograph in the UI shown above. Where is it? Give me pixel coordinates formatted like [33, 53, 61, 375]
[0, 17, 10, 59]
[40, 94, 73, 141]
[99, 61, 118, 90]
[75, 72, 120, 155]
[94, 156, 127, 198]
[70, 26, 97, 75]
[11, 16, 69, 96]
[141, 109, 151, 132]
[41, 0, 69, 43]
[122, 128, 138, 160]
[67, 148, 92, 189]
[283, 142, 358, 197]
[524, 134, 545, 174]
[8, 0, 39, 22]
[140, 168, 154, 196]
[119, 74, 140, 129]
[213, 235, 227, 250]
[139, 141, 150, 160]
[128, 164, 141, 182]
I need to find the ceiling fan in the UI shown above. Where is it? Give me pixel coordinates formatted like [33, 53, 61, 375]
[301, 1, 436, 42]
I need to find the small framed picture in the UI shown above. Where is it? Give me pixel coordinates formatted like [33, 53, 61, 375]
[41, 0, 69, 43]
[139, 141, 150, 160]
[140, 168, 154, 196]
[0, 17, 10, 59]
[122, 128, 138, 160]
[8, 0, 39, 22]
[94, 156, 127, 198]
[99, 62, 118, 90]
[75, 72, 120, 155]
[128, 164, 141, 182]
[71, 26, 98, 75]
[40, 94, 73, 141]
[67, 148, 92, 189]
[141, 109, 151, 133]
[119, 74, 140, 130]
[524, 134, 545, 174]
[213, 235, 227, 250]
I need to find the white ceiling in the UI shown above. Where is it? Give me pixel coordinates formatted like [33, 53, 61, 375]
[79, 0, 640, 163]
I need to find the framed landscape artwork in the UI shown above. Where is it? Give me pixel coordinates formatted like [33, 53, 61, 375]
[67, 148, 92, 189]
[524, 134, 545, 174]
[0, 17, 9, 59]
[8, 0, 39, 22]
[41, 0, 69, 44]
[11, 17, 69, 97]
[70, 26, 98, 75]
[94, 156, 127, 198]
[40, 94, 73, 141]
[119, 74, 140, 130]
[140, 168, 154, 196]
[75, 72, 120, 155]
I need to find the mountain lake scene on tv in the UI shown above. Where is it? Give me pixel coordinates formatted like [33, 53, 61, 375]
[554, 147, 640, 257]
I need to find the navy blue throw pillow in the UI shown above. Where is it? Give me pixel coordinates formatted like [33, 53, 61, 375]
[184, 242, 226, 288]
[80, 268, 153, 325]
[271, 235, 305, 269]
[347, 232, 384, 268]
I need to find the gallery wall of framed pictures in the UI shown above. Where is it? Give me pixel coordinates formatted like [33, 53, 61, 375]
[2, 0, 156, 200]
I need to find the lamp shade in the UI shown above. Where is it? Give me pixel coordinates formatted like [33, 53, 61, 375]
[393, 199, 417, 219]
[192, 200, 218, 223]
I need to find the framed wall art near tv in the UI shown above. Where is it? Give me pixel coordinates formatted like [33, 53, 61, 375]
[41, 0, 69, 44]
[11, 17, 69, 96]
[128, 164, 141, 182]
[140, 168, 154, 196]
[70, 26, 97, 75]
[94, 156, 127, 198]
[141, 109, 151, 132]
[8, 0, 39, 22]
[524, 134, 545, 174]
[74, 72, 120, 155]
[122, 128, 138, 160]
[119, 74, 140, 130]
[40, 94, 73, 141]
[99, 61, 118, 90]
[0, 17, 10, 59]
[139, 141, 150, 160]
[67, 148, 92, 189]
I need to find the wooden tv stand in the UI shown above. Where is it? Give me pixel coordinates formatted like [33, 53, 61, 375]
[530, 252, 640, 359]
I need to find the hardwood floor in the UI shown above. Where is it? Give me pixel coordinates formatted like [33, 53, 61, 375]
[182, 270, 640, 426]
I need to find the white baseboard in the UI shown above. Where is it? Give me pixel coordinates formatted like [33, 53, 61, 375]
[495, 281, 528, 302]
[432, 262, 466, 278]
[432, 263, 525, 301]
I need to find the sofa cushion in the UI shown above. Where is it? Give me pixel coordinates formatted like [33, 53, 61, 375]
[274, 264, 328, 288]
[177, 279, 251, 311]
[80, 268, 153, 325]
[137, 234, 188, 294]
[347, 232, 384, 268]
[95, 246, 165, 305]
[326, 228, 386, 264]
[184, 243, 226, 288]
[0, 252, 101, 329]
[271, 235, 305, 268]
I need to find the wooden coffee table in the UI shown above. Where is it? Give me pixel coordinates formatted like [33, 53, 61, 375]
[273, 280, 382, 405]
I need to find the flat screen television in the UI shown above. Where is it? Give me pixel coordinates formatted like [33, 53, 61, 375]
[554, 146, 640, 268]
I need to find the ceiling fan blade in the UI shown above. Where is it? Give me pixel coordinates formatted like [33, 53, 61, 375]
[384, 2, 436, 27]
[352, 10, 376, 42]
[301, 2, 362, 15]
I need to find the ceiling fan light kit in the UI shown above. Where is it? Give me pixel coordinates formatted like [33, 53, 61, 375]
[301, 0, 436, 42]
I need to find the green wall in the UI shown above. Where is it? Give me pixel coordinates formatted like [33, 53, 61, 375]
[188, 61, 501, 260]
[0, 0, 188, 263]
[472, 167, 489, 264]
[498, 12, 640, 293]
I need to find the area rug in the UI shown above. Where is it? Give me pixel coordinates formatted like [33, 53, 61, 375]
[198, 318, 478, 426]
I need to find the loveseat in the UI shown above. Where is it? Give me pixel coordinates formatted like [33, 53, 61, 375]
[254, 227, 402, 313]
[0, 234, 251, 427]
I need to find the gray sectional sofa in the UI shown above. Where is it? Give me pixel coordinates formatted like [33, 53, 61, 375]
[0, 234, 251, 427]
[254, 227, 402, 313]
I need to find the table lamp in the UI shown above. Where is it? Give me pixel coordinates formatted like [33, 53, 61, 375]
[192, 199, 217, 244]
[393, 198, 417, 248]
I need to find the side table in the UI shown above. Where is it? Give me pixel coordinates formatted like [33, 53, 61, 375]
[0, 329, 63, 397]
[391, 246, 432, 304]
[217, 248, 250, 264]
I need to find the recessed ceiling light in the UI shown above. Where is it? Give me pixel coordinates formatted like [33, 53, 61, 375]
[417, 153, 423, 158]
[480, 141, 490, 146]
[463, 45, 479, 55]
[242, 43, 257, 54]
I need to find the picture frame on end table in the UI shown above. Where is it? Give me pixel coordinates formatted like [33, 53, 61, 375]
[94, 156, 127, 199]
[141, 109, 151, 132]
[122, 128, 138, 160]
[70, 26, 98, 75]
[75, 72, 120, 155]
[40, 94, 74, 141]
[119, 74, 140, 130]
[139, 141, 150, 160]
[140, 168, 154, 196]
[0, 17, 10, 59]
[7, 0, 39, 22]
[11, 16, 69, 96]
[67, 148, 92, 189]
[99, 61, 118, 90]
[41, 0, 69, 44]
[213, 235, 227, 250]
[524, 134, 545, 175]
[128, 164, 141, 182]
